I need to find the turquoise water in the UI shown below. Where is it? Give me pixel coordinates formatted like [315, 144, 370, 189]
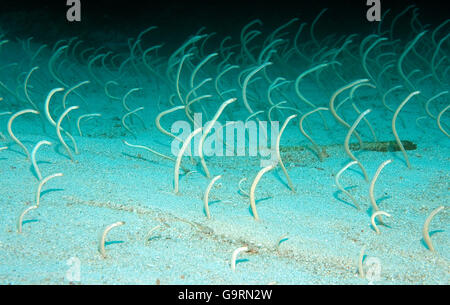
[0, 2, 448, 284]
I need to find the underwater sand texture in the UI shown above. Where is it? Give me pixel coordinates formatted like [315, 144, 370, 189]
[0, 5, 449, 285]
